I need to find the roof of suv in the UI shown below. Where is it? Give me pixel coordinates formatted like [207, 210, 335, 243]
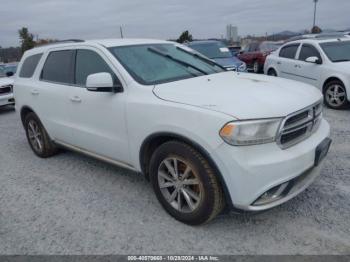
[26, 38, 171, 55]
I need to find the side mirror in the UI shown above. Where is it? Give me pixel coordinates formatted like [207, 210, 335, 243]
[305, 56, 322, 64]
[239, 51, 245, 55]
[86, 72, 122, 93]
[6, 71, 14, 77]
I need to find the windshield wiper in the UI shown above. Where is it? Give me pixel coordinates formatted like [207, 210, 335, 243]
[176, 47, 227, 71]
[148, 47, 208, 75]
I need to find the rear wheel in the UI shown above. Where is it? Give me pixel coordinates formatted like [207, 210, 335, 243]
[267, 68, 277, 77]
[24, 112, 58, 158]
[149, 141, 225, 225]
[253, 60, 261, 73]
[324, 80, 349, 109]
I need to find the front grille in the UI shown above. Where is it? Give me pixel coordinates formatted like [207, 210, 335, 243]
[0, 85, 12, 95]
[277, 101, 323, 149]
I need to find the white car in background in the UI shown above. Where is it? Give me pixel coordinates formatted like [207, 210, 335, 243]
[14, 39, 331, 225]
[264, 37, 350, 109]
[0, 77, 15, 107]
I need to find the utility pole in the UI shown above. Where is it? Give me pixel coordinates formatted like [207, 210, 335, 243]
[120, 26, 124, 39]
[313, 0, 319, 28]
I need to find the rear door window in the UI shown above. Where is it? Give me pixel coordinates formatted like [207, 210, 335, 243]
[19, 53, 43, 78]
[279, 44, 299, 59]
[41, 50, 75, 84]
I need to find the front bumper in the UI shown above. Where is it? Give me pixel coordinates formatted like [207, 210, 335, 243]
[0, 93, 15, 107]
[213, 119, 330, 211]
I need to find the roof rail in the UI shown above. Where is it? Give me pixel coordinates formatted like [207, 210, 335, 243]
[34, 39, 85, 48]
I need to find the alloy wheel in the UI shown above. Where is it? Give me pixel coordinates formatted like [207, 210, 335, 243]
[158, 157, 202, 213]
[27, 120, 43, 153]
[326, 84, 346, 107]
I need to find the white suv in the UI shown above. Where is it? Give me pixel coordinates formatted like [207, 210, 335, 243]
[264, 37, 350, 109]
[14, 39, 331, 225]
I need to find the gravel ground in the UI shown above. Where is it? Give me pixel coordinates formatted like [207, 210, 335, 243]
[0, 105, 349, 255]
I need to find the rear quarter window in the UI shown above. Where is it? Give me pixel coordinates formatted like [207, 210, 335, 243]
[19, 53, 43, 78]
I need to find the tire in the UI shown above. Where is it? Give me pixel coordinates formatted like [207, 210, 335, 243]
[253, 60, 261, 74]
[267, 68, 277, 77]
[323, 80, 349, 110]
[149, 141, 225, 225]
[24, 112, 58, 158]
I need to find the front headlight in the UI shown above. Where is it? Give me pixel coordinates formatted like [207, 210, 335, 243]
[238, 62, 247, 72]
[219, 118, 282, 146]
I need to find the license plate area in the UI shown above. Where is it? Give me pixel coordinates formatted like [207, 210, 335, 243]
[315, 138, 332, 166]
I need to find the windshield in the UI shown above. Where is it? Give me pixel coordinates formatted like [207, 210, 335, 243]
[320, 41, 350, 62]
[188, 42, 232, 59]
[109, 44, 224, 85]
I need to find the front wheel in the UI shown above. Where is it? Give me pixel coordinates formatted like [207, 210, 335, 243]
[149, 141, 225, 225]
[267, 68, 277, 77]
[324, 80, 349, 109]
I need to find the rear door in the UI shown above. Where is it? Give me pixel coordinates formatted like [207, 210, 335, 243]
[278, 43, 300, 81]
[34, 48, 75, 144]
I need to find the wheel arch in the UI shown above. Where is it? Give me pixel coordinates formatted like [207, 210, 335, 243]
[20, 106, 37, 126]
[139, 132, 234, 209]
[322, 76, 345, 94]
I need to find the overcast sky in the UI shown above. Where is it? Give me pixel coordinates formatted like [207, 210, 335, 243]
[1, 0, 349, 47]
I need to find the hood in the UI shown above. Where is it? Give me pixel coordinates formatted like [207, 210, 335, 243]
[213, 57, 243, 68]
[0, 77, 14, 87]
[153, 72, 322, 120]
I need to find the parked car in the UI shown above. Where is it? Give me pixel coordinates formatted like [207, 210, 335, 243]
[238, 41, 283, 73]
[0, 63, 18, 77]
[0, 77, 15, 107]
[187, 40, 246, 72]
[264, 37, 350, 109]
[227, 45, 241, 56]
[15, 39, 331, 225]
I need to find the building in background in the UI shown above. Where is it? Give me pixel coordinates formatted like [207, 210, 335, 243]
[226, 24, 239, 43]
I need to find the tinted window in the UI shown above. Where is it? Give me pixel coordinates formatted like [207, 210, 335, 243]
[41, 50, 74, 84]
[19, 54, 42, 78]
[299, 44, 321, 61]
[75, 49, 115, 86]
[279, 45, 299, 59]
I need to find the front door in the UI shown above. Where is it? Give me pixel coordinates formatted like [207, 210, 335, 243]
[68, 48, 130, 165]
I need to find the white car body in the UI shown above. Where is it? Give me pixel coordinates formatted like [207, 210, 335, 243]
[14, 39, 330, 214]
[264, 38, 350, 104]
[0, 77, 15, 107]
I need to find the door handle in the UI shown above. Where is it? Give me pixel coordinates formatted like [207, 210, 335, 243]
[31, 89, 39, 95]
[294, 64, 301, 68]
[277, 61, 281, 65]
[70, 96, 82, 103]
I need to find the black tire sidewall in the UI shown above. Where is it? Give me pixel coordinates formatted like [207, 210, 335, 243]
[253, 61, 260, 73]
[149, 141, 219, 225]
[268, 69, 277, 76]
[24, 113, 55, 157]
